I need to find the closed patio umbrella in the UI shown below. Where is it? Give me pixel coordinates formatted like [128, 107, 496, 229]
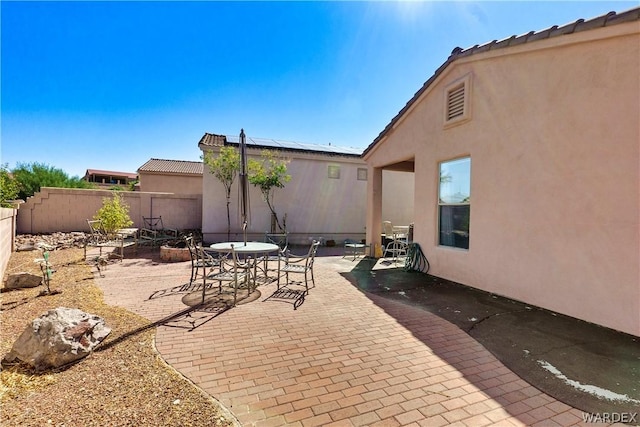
[239, 129, 250, 245]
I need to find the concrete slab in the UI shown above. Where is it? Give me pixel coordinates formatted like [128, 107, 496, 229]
[343, 259, 640, 417]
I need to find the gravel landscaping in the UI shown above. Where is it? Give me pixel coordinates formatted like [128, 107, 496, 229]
[1, 245, 237, 427]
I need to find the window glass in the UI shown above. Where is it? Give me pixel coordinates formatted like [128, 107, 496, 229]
[357, 168, 368, 181]
[328, 165, 340, 179]
[439, 157, 470, 204]
[439, 157, 470, 249]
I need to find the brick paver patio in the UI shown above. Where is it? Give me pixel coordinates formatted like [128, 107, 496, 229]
[96, 252, 599, 427]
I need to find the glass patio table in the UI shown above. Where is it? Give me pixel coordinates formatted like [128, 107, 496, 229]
[209, 241, 280, 290]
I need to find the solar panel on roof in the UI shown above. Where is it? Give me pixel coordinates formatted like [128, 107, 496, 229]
[222, 134, 363, 156]
[250, 138, 283, 149]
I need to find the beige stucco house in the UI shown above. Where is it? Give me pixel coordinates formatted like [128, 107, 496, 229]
[199, 133, 414, 245]
[137, 158, 203, 194]
[363, 8, 640, 336]
[84, 169, 137, 189]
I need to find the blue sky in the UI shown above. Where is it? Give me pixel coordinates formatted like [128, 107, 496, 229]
[2, 1, 636, 178]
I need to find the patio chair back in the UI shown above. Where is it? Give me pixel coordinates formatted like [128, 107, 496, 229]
[143, 216, 165, 230]
[280, 240, 320, 293]
[382, 220, 408, 260]
[305, 240, 320, 271]
[140, 216, 178, 246]
[202, 244, 251, 307]
[86, 219, 107, 244]
[382, 220, 395, 237]
[185, 235, 217, 285]
[265, 232, 288, 250]
[84, 219, 135, 262]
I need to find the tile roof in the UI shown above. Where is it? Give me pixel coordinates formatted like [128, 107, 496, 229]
[198, 132, 363, 157]
[363, 6, 640, 157]
[85, 169, 137, 179]
[137, 159, 203, 175]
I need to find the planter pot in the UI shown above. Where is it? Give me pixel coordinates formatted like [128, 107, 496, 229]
[160, 245, 191, 263]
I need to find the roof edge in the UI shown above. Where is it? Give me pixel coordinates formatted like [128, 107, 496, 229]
[362, 6, 640, 158]
[199, 133, 363, 158]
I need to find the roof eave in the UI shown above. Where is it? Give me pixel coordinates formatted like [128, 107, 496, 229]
[362, 56, 455, 158]
[362, 6, 640, 158]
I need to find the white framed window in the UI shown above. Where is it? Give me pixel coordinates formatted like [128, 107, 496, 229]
[438, 157, 470, 249]
[328, 165, 340, 179]
[444, 74, 472, 128]
[357, 168, 368, 181]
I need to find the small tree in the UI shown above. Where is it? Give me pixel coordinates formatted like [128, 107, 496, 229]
[94, 193, 133, 236]
[202, 147, 240, 241]
[0, 164, 19, 207]
[248, 150, 291, 233]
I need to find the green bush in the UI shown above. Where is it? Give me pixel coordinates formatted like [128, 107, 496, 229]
[0, 164, 19, 208]
[94, 193, 133, 235]
[11, 162, 95, 200]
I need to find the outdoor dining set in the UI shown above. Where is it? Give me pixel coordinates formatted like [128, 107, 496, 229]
[82, 129, 410, 310]
[185, 234, 320, 310]
[83, 212, 412, 309]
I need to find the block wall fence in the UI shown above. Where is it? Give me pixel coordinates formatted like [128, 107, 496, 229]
[16, 187, 202, 235]
[0, 207, 18, 282]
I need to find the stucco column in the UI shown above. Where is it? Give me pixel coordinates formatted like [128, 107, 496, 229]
[366, 166, 383, 257]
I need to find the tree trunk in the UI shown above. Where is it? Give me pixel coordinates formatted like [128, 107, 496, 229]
[225, 187, 232, 241]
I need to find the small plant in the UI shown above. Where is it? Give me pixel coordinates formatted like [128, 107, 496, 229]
[93, 193, 133, 236]
[34, 248, 62, 296]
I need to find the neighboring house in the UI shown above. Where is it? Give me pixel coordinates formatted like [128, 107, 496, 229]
[84, 169, 137, 189]
[363, 8, 639, 336]
[198, 133, 414, 245]
[137, 158, 203, 194]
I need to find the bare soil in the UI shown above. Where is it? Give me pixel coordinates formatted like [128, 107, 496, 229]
[1, 247, 237, 427]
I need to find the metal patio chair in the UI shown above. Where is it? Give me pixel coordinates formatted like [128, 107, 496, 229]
[382, 220, 409, 262]
[279, 240, 320, 294]
[200, 243, 252, 307]
[140, 216, 178, 247]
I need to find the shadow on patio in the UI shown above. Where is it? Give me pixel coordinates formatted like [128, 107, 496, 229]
[341, 257, 640, 418]
[94, 244, 638, 426]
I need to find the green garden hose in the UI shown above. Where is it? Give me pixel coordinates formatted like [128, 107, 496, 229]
[404, 243, 430, 273]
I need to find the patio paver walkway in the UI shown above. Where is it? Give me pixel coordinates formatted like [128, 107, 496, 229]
[96, 252, 610, 427]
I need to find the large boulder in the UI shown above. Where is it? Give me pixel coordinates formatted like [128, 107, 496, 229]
[3, 307, 111, 371]
[4, 272, 42, 290]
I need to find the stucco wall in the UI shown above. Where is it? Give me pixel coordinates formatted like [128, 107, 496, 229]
[0, 207, 17, 282]
[202, 148, 414, 245]
[365, 22, 640, 336]
[382, 170, 414, 227]
[17, 187, 202, 234]
[139, 172, 202, 195]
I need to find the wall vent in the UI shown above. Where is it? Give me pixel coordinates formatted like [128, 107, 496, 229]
[443, 73, 472, 128]
[447, 85, 465, 121]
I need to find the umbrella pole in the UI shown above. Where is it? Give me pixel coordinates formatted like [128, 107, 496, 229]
[240, 129, 249, 246]
[243, 221, 247, 246]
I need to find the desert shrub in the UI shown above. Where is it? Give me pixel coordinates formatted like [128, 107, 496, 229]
[93, 193, 133, 235]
